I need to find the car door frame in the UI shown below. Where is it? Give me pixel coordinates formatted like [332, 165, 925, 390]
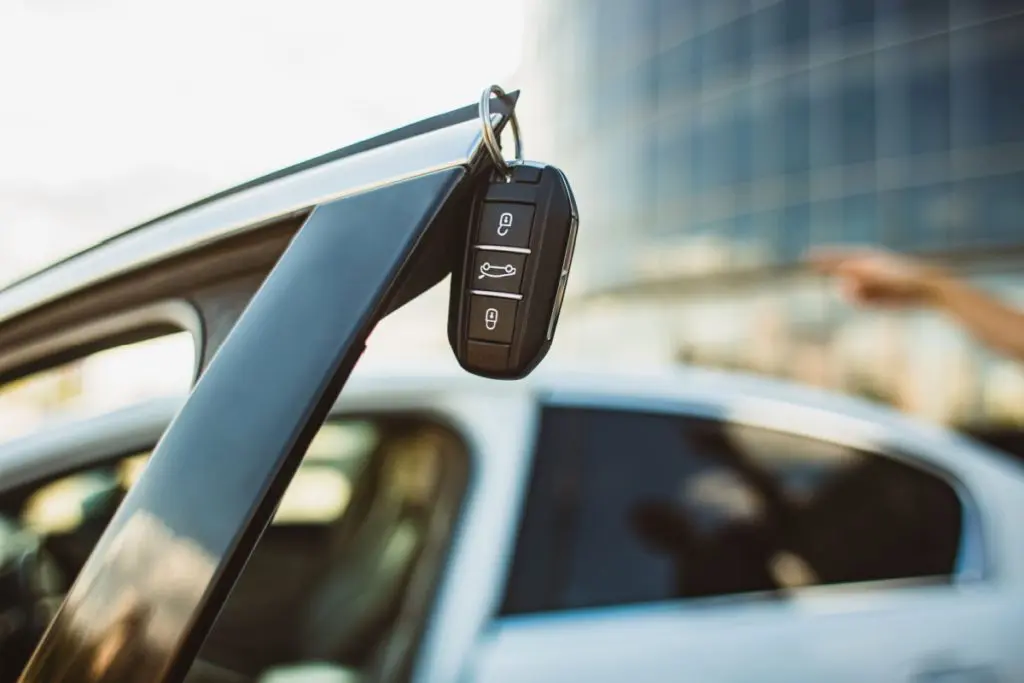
[9, 92, 522, 683]
[469, 385, 1006, 683]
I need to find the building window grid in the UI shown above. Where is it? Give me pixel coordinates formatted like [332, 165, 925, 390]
[694, 6, 1024, 259]
[650, 2, 1012, 129]
[542, 0, 1024, 267]
[524, 2, 1024, 426]
[572, 0, 1024, 114]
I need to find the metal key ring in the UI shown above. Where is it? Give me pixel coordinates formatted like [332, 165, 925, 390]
[479, 84, 523, 177]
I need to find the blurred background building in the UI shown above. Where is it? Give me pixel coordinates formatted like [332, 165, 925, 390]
[517, 0, 1024, 433]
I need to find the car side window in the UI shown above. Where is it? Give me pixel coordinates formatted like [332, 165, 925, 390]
[0, 420, 381, 587]
[6, 453, 150, 582]
[0, 333, 195, 442]
[0, 414, 470, 678]
[502, 407, 964, 615]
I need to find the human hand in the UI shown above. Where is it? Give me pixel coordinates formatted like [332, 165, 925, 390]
[807, 246, 947, 308]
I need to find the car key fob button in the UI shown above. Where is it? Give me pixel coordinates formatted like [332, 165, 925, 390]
[465, 340, 510, 371]
[467, 295, 518, 344]
[476, 203, 535, 248]
[472, 249, 527, 295]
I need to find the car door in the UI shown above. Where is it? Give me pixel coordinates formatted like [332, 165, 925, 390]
[2, 92, 521, 683]
[473, 399, 1018, 683]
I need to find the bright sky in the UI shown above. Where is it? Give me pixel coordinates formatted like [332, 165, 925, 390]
[0, 0, 524, 284]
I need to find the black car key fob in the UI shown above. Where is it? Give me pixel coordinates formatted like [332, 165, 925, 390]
[448, 161, 579, 379]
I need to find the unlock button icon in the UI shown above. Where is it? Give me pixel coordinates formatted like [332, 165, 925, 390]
[468, 296, 517, 344]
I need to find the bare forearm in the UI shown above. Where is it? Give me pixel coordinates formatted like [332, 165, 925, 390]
[929, 276, 1024, 362]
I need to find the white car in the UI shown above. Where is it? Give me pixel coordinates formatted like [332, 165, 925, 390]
[1, 365, 1022, 683]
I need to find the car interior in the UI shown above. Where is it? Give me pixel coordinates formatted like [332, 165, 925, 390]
[0, 415, 470, 683]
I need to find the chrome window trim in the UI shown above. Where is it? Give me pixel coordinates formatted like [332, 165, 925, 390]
[488, 574, 960, 633]
[0, 113, 503, 328]
[541, 389, 989, 588]
[0, 398, 179, 492]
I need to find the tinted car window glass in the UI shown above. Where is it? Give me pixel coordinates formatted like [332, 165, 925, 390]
[504, 408, 964, 614]
[501, 407, 584, 615]
[733, 425, 963, 586]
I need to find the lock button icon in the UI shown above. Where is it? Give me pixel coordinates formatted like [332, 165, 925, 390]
[484, 307, 499, 330]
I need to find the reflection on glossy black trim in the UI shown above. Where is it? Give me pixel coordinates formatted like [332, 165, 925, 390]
[17, 167, 468, 683]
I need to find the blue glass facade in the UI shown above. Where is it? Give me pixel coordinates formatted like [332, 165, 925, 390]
[520, 0, 1024, 290]
[520, 0, 1024, 428]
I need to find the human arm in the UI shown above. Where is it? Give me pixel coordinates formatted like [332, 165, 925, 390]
[808, 247, 1024, 363]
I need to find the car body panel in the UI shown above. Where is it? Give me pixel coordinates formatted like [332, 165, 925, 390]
[473, 582, 1021, 683]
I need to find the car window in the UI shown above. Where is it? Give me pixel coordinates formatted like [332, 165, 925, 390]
[0, 332, 195, 442]
[0, 414, 469, 679]
[204, 416, 469, 677]
[0, 420, 381, 581]
[272, 419, 380, 525]
[15, 419, 379, 537]
[502, 406, 964, 615]
[21, 453, 148, 536]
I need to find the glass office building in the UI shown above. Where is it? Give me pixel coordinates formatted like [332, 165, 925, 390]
[518, 0, 1024, 430]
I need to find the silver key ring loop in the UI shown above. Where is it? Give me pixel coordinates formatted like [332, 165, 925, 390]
[479, 84, 523, 177]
